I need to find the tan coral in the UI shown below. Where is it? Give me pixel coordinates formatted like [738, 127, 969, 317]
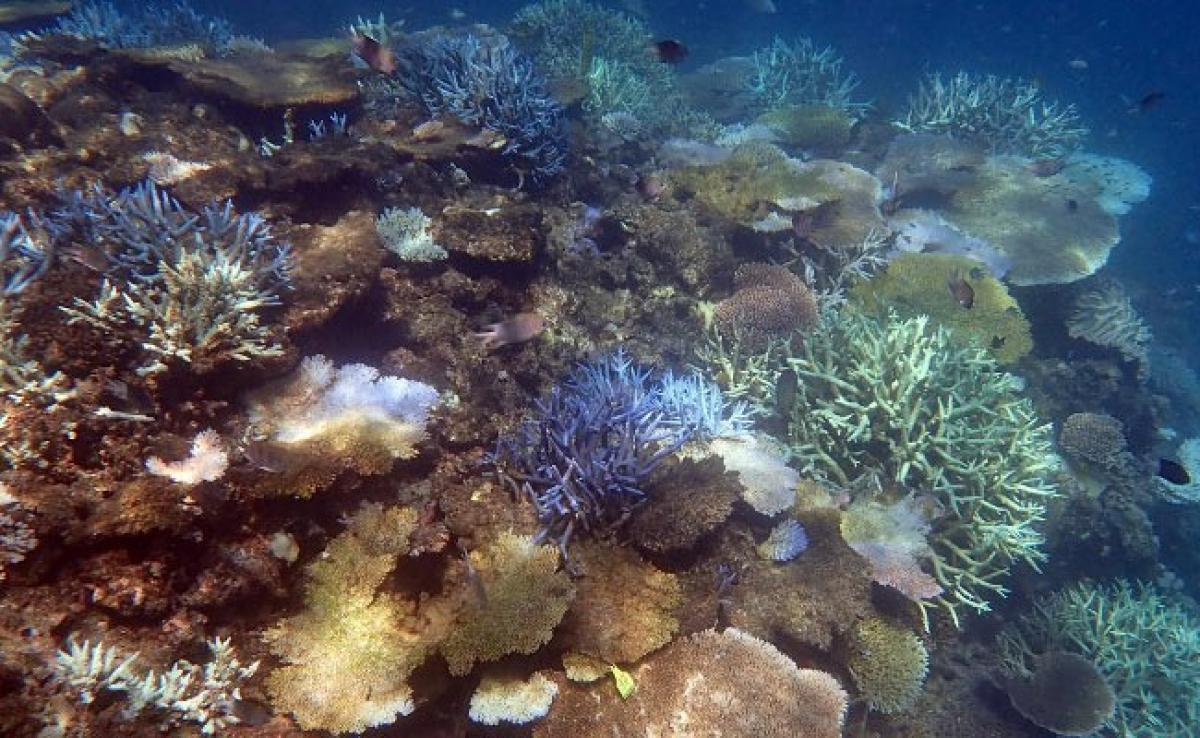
[630, 456, 739, 554]
[537, 628, 848, 737]
[557, 542, 682, 664]
[845, 616, 929, 714]
[440, 532, 574, 676]
[713, 262, 819, 348]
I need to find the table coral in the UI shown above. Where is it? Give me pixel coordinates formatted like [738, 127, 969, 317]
[784, 310, 1059, 625]
[440, 532, 574, 676]
[850, 252, 1033, 363]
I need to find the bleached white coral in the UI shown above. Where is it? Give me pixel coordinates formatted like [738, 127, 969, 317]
[708, 434, 798, 515]
[1067, 283, 1152, 374]
[756, 519, 808, 561]
[375, 206, 447, 262]
[468, 671, 559, 726]
[146, 429, 229, 485]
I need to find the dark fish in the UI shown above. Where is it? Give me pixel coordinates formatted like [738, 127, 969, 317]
[1066, 198, 1079, 212]
[991, 336, 1006, 350]
[1128, 91, 1166, 114]
[650, 39, 689, 65]
[1158, 458, 1190, 485]
[947, 271, 975, 309]
[350, 29, 397, 75]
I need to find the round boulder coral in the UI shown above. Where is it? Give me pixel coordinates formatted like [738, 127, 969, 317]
[630, 456, 740, 554]
[1004, 652, 1115, 737]
[713, 263, 819, 348]
[845, 616, 929, 714]
[1059, 412, 1126, 467]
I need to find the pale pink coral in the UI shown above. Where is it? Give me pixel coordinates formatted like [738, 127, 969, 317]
[145, 429, 229, 485]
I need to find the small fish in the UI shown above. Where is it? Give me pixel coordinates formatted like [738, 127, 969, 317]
[1027, 157, 1066, 177]
[947, 271, 975, 309]
[410, 119, 446, 141]
[1127, 91, 1166, 114]
[1159, 458, 1190, 485]
[1066, 198, 1079, 212]
[649, 39, 689, 65]
[1067, 58, 1088, 70]
[475, 312, 546, 350]
[464, 128, 507, 150]
[350, 29, 396, 75]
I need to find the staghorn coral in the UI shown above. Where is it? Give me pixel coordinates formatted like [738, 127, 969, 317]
[395, 33, 568, 187]
[1003, 652, 1115, 737]
[557, 542, 681, 664]
[850, 252, 1033, 363]
[845, 616, 929, 714]
[469, 671, 559, 726]
[50, 0, 243, 56]
[784, 310, 1059, 625]
[1067, 282, 1152, 375]
[59, 181, 293, 375]
[713, 262, 819, 349]
[375, 206, 447, 262]
[0, 485, 35, 581]
[538, 627, 848, 737]
[55, 635, 259, 734]
[746, 36, 867, 117]
[897, 71, 1087, 158]
[440, 532, 574, 676]
[1, 212, 50, 296]
[997, 580, 1200, 738]
[265, 504, 432, 733]
[489, 350, 747, 552]
[629, 455, 740, 554]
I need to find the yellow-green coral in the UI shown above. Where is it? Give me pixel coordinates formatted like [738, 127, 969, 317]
[265, 504, 432, 734]
[850, 252, 1033, 363]
[440, 533, 574, 676]
[757, 104, 854, 153]
[846, 616, 929, 714]
[784, 309, 1059, 626]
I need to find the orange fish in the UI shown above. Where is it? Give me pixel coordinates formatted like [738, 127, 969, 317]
[351, 29, 396, 75]
[947, 271, 975, 309]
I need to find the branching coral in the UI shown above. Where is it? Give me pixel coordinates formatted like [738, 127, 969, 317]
[375, 206, 447, 262]
[55, 635, 259, 734]
[265, 504, 431, 733]
[898, 71, 1087, 157]
[1067, 282, 1152, 376]
[1, 212, 50, 296]
[489, 350, 747, 552]
[395, 33, 567, 187]
[845, 617, 929, 714]
[784, 310, 1059, 625]
[59, 181, 293, 375]
[997, 580, 1200, 738]
[440, 532, 574, 675]
[746, 36, 868, 116]
[51, 0, 241, 56]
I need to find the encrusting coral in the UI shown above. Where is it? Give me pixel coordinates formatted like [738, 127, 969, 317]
[264, 504, 434, 734]
[784, 310, 1059, 626]
[440, 532, 574, 676]
[845, 616, 929, 714]
[850, 251, 1033, 363]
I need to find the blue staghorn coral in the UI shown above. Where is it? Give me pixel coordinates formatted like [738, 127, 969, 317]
[0, 213, 50, 296]
[396, 34, 568, 188]
[489, 351, 748, 553]
[51, 0, 237, 55]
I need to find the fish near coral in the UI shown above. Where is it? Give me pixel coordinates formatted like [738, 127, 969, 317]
[475, 312, 545, 350]
[351, 29, 396, 74]
[946, 270, 975, 309]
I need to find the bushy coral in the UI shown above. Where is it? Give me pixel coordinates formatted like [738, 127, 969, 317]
[746, 36, 867, 116]
[144, 429, 228, 485]
[469, 671, 559, 725]
[51, 0, 240, 56]
[59, 181, 293, 374]
[395, 33, 567, 187]
[629, 456, 740, 554]
[265, 504, 430, 733]
[1058, 412, 1126, 467]
[440, 532, 574, 675]
[897, 71, 1087, 157]
[784, 310, 1058, 625]
[558, 542, 681, 664]
[1067, 282, 1152, 375]
[850, 252, 1033, 363]
[375, 206, 447, 262]
[998, 580, 1200, 738]
[845, 617, 929, 714]
[490, 350, 746, 552]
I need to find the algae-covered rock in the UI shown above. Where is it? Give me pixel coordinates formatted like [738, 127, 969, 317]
[850, 252, 1033, 363]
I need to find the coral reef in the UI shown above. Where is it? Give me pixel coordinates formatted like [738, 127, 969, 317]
[537, 628, 848, 737]
[1067, 282, 1152, 375]
[395, 33, 567, 187]
[839, 497, 943, 602]
[784, 310, 1059, 625]
[469, 671, 559, 726]
[998, 580, 1200, 738]
[844, 616, 929, 714]
[756, 518, 808, 561]
[756, 104, 855, 154]
[628, 455, 740, 554]
[1058, 412, 1127, 468]
[746, 36, 867, 116]
[708, 434, 798, 515]
[897, 71, 1087, 157]
[711, 262, 819, 349]
[375, 206, 447, 262]
[850, 251, 1033, 363]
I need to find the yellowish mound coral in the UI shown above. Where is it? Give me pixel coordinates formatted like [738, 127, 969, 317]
[845, 616, 929, 714]
[669, 142, 883, 249]
[440, 533, 574, 676]
[944, 155, 1119, 285]
[757, 104, 854, 153]
[850, 252, 1033, 363]
[265, 504, 434, 734]
[558, 542, 682, 664]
